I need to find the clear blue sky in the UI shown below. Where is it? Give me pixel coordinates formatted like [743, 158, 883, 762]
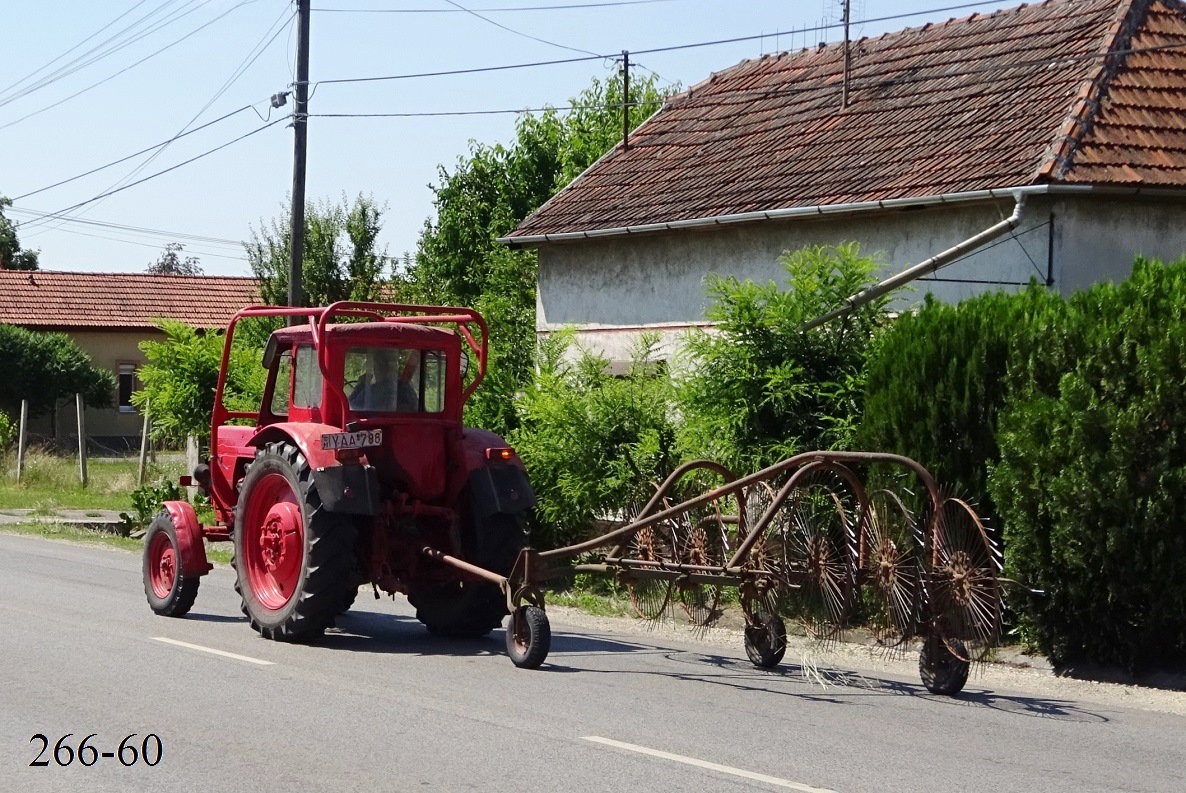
[1, 0, 1020, 276]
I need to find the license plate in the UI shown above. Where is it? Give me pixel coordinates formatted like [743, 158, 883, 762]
[321, 429, 383, 451]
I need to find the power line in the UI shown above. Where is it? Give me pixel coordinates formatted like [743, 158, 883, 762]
[0, 1, 208, 108]
[0, 0, 263, 131]
[20, 117, 288, 230]
[12, 105, 264, 202]
[0, 0, 156, 101]
[9, 207, 243, 247]
[313, 1, 1014, 86]
[308, 98, 663, 118]
[22, 223, 248, 262]
[313, 1, 677, 11]
[442, 0, 600, 58]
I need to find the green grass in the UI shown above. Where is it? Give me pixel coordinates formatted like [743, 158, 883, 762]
[0, 521, 232, 565]
[0, 448, 185, 511]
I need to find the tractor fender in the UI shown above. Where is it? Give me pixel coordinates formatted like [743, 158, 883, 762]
[250, 422, 344, 470]
[162, 500, 213, 577]
[250, 423, 381, 516]
[460, 429, 536, 519]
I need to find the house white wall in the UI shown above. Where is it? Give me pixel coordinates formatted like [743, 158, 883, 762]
[534, 195, 1186, 362]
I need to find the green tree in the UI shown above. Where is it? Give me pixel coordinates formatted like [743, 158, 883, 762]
[146, 242, 203, 275]
[0, 196, 39, 270]
[411, 72, 674, 437]
[676, 244, 891, 473]
[247, 193, 391, 307]
[0, 324, 114, 416]
[132, 320, 265, 444]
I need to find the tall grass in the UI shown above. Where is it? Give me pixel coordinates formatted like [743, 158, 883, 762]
[0, 447, 185, 511]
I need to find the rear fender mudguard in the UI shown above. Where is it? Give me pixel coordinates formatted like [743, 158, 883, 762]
[460, 429, 536, 519]
[162, 500, 213, 577]
[250, 423, 381, 515]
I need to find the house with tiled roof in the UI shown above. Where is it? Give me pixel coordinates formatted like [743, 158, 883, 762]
[503, 0, 1186, 361]
[0, 270, 257, 446]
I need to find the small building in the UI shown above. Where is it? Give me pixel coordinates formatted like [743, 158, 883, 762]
[503, 0, 1186, 363]
[0, 270, 257, 448]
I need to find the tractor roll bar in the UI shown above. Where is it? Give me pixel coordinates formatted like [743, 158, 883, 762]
[211, 301, 490, 432]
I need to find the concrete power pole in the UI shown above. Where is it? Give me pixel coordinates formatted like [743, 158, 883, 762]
[288, 0, 311, 316]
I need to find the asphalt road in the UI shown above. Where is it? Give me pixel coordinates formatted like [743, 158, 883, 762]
[2, 532, 1184, 793]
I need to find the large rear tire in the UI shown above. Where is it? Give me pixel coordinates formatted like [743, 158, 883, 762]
[143, 511, 199, 617]
[232, 442, 356, 642]
[411, 513, 523, 638]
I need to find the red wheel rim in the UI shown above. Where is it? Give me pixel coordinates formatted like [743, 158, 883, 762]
[148, 530, 177, 599]
[242, 472, 305, 611]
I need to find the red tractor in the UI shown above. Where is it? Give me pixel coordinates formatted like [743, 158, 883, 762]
[142, 302, 548, 666]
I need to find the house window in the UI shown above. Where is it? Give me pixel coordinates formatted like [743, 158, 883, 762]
[118, 363, 137, 413]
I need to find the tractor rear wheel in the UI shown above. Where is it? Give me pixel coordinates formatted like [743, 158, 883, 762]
[232, 442, 356, 642]
[143, 511, 199, 617]
[411, 513, 524, 638]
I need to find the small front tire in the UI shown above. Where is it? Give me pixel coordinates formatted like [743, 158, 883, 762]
[744, 613, 787, 669]
[506, 605, 550, 669]
[920, 635, 971, 695]
[143, 512, 199, 617]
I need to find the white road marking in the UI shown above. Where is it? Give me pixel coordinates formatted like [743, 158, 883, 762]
[152, 637, 275, 666]
[582, 736, 837, 793]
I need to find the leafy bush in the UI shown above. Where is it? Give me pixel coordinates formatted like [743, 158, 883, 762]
[990, 257, 1186, 669]
[0, 411, 14, 451]
[676, 243, 891, 473]
[133, 320, 265, 444]
[859, 284, 1062, 523]
[119, 477, 184, 534]
[0, 324, 115, 417]
[509, 332, 680, 550]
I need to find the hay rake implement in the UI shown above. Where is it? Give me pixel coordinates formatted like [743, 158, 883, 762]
[481, 451, 1003, 694]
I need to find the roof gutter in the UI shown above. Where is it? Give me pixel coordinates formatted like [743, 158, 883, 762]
[498, 183, 1186, 248]
[800, 192, 1028, 332]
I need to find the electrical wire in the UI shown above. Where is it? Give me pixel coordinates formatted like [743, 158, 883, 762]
[0, 0, 156, 101]
[313, 1, 1016, 86]
[12, 105, 264, 202]
[20, 117, 287, 230]
[313, 1, 677, 12]
[307, 98, 663, 118]
[442, 0, 600, 58]
[25, 223, 248, 262]
[0, 1, 206, 107]
[0, 0, 263, 131]
[8, 207, 243, 247]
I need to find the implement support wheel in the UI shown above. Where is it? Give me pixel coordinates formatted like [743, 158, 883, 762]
[920, 635, 970, 695]
[143, 511, 200, 617]
[505, 605, 550, 669]
[744, 613, 788, 669]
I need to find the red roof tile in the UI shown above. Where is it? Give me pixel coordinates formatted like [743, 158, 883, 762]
[0, 270, 259, 329]
[509, 0, 1186, 240]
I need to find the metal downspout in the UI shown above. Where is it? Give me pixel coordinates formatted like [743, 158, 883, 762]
[801, 193, 1027, 331]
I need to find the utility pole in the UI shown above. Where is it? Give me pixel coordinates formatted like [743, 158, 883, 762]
[621, 50, 630, 151]
[288, 0, 311, 316]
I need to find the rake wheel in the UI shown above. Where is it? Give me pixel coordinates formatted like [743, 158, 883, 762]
[862, 489, 923, 647]
[738, 480, 786, 622]
[624, 521, 675, 621]
[782, 468, 856, 641]
[929, 497, 1002, 660]
[668, 466, 735, 628]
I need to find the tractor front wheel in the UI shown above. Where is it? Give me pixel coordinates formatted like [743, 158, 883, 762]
[505, 605, 550, 669]
[143, 512, 199, 617]
[232, 442, 356, 642]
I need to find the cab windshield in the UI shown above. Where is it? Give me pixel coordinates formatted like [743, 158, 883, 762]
[344, 346, 446, 414]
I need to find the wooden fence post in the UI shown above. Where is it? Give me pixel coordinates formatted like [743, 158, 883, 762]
[16, 399, 28, 483]
[75, 393, 88, 488]
[137, 401, 151, 486]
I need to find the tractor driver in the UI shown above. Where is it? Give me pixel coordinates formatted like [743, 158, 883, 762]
[349, 349, 419, 412]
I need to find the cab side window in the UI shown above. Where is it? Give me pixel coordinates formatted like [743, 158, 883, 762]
[293, 345, 322, 408]
[270, 350, 292, 416]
